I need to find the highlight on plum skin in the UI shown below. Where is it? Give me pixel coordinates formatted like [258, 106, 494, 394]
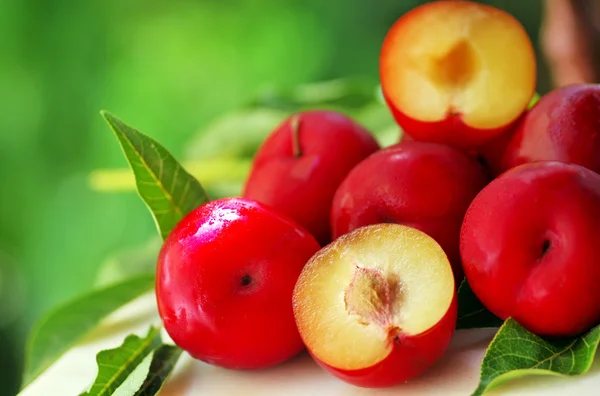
[156, 197, 321, 370]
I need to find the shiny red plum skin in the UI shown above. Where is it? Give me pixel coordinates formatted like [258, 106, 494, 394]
[243, 110, 380, 245]
[331, 141, 488, 282]
[460, 161, 600, 337]
[483, 84, 600, 176]
[316, 295, 457, 388]
[156, 197, 320, 369]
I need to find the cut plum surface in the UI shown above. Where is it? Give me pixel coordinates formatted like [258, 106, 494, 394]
[293, 224, 454, 371]
[380, 0, 536, 146]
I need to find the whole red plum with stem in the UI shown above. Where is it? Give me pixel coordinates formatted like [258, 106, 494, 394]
[243, 110, 380, 245]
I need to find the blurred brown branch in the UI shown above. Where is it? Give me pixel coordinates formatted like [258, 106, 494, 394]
[541, 0, 600, 86]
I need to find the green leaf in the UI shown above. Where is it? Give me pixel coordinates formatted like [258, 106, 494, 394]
[456, 280, 503, 329]
[88, 158, 251, 195]
[203, 180, 245, 200]
[352, 103, 400, 147]
[528, 92, 540, 109]
[185, 108, 288, 161]
[134, 344, 183, 396]
[81, 327, 162, 396]
[101, 111, 209, 240]
[95, 237, 161, 287]
[473, 319, 600, 395]
[22, 274, 155, 387]
[252, 77, 378, 111]
[375, 84, 385, 105]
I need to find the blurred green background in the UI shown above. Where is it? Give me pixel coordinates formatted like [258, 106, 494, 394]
[0, 0, 549, 394]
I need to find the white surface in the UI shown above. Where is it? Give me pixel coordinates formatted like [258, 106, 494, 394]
[19, 292, 600, 396]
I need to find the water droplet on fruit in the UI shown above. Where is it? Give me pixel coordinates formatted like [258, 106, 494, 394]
[193, 207, 242, 243]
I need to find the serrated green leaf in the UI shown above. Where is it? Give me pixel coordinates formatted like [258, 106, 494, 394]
[134, 345, 183, 396]
[473, 319, 600, 395]
[80, 327, 162, 396]
[101, 111, 209, 240]
[456, 280, 503, 329]
[22, 274, 155, 387]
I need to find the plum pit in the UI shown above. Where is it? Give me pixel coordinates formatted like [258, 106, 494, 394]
[344, 265, 403, 341]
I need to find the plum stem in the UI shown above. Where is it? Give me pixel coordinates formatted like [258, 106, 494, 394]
[290, 114, 302, 158]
